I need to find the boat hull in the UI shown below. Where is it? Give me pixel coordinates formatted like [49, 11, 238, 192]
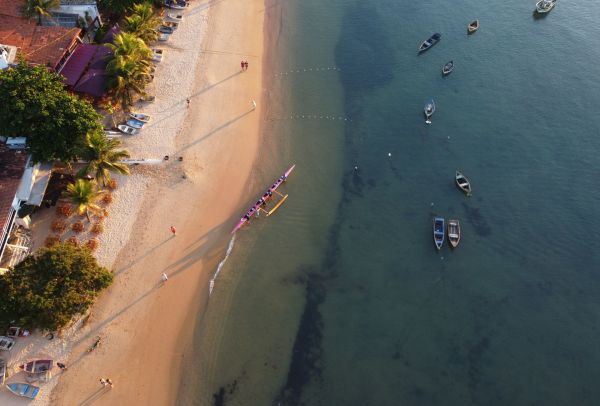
[232, 165, 296, 233]
[433, 217, 445, 250]
[7, 383, 40, 399]
[448, 220, 461, 248]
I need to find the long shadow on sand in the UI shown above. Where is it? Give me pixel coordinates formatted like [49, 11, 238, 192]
[176, 109, 254, 153]
[144, 71, 242, 131]
[78, 386, 109, 406]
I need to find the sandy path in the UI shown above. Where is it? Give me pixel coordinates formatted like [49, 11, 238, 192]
[45, 0, 265, 404]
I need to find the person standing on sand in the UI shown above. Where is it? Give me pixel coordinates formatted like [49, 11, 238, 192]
[186, 98, 190, 107]
[100, 378, 107, 387]
[106, 378, 114, 388]
[241, 60, 245, 71]
[161, 273, 169, 283]
[245, 61, 249, 70]
[252, 100, 257, 110]
[170, 225, 177, 236]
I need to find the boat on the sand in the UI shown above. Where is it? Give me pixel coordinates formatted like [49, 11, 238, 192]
[433, 217, 445, 250]
[448, 219, 461, 248]
[20, 359, 53, 374]
[7, 383, 40, 399]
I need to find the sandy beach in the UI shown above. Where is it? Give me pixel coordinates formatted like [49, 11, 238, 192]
[0, 0, 265, 404]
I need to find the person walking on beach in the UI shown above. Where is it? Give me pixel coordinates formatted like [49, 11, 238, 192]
[161, 273, 169, 283]
[170, 225, 177, 236]
[100, 378, 107, 387]
[106, 378, 114, 388]
[186, 98, 190, 108]
[241, 60, 245, 71]
[245, 61, 249, 70]
[57, 362, 67, 371]
[252, 100, 257, 110]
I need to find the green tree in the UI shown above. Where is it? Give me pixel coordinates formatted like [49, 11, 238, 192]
[106, 33, 153, 107]
[79, 132, 130, 185]
[64, 179, 106, 221]
[0, 243, 113, 331]
[22, 0, 60, 25]
[125, 2, 161, 43]
[0, 62, 104, 163]
[97, 0, 137, 17]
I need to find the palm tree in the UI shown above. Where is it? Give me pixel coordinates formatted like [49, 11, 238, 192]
[22, 0, 60, 25]
[63, 179, 106, 221]
[78, 132, 130, 186]
[106, 33, 153, 107]
[125, 2, 161, 43]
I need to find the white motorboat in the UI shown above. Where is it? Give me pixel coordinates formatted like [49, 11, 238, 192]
[424, 99, 435, 124]
[535, 0, 556, 13]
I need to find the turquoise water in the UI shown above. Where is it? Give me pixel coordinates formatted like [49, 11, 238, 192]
[183, 0, 600, 405]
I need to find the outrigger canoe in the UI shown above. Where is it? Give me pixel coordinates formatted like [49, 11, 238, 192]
[231, 165, 295, 233]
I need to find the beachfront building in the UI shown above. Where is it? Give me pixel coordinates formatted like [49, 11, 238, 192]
[0, 143, 53, 272]
[0, 0, 82, 71]
[45, 0, 103, 43]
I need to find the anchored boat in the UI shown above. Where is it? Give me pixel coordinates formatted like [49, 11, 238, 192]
[232, 165, 296, 233]
[468, 20, 479, 34]
[448, 219, 461, 248]
[536, 0, 556, 13]
[455, 171, 472, 195]
[442, 60, 454, 75]
[419, 33, 441, 53]
[433, 217, 445, 250]
[424, 99, 436, 124]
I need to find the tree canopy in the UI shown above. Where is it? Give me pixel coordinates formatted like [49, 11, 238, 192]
[0, 62, 104, 163]
[0, 243, 113, 331]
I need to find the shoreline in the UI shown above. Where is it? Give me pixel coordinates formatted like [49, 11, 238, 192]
[45, 0, 266, 404]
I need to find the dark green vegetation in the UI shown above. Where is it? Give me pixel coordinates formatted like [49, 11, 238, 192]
[0, 62, 104, 163]
[21, 0, 60, 25]
[0, 243, 113, 331]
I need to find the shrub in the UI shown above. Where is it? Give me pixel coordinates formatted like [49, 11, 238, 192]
[72, 221, 85, 233]
[56, 205, 73, 217]
[91, 222, 104, 234]
[102, 193, 113, 204]
[107, 179, 117, 190]
[51, 220, 66, 233]
[0, 243, 113, 331]
[66, 236, 79, 246]
[44, 235, 60, 248]
[86, 239, 99, 251]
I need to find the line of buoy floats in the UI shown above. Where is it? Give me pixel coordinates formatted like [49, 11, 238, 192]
[268, 114, 351, 121]
[274, 66, 341, 76]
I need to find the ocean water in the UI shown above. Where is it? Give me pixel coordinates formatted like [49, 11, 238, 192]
[182, 0, 600, 405]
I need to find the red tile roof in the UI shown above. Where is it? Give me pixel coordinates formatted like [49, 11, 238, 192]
[0, 144, 28, 247]
[0, 13, 81, 69]
[0, 0, 23, 18]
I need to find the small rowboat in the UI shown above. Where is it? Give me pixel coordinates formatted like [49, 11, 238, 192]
[419, 33, 441, 53]
[7, 383, 40, 399]
[448, 219, 461, 248]
[232, 165, 296, 233]
[455, 171, 472, 195]
[130, 112, 150, 123]
[433, 217, 445, 250]
[0, 359, 6, 385]
[468, 20, 479, 34]
[424, 98, 435, 124]
[165, 12, 183, 22]
[20, 359, 53, 374]
[442, 60, 454, 75]
[0, 335, 14, 351]
[535, 0, 556, 14]
[126, 118, 145, 129]
[117, 124, 139, 135]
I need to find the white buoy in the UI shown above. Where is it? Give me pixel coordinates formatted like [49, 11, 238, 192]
[388, 152, 392, 157]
